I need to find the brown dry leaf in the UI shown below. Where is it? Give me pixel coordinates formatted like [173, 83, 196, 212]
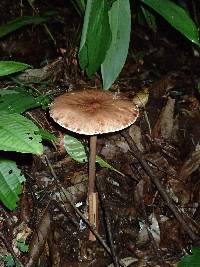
[129, 125, 144, 152]
[181, 95, 200, 114]
[134, 172, 155, 206]
[152, 97, 175, 140]
[132, 260, 177, 267]
[151, 73, 177, 98]
[145, 152, 175, 177]
[26, 210, 51, 266]
[159, 218, 185, 252]
[136, 212, 160, 247]
[145, 151, 190, 205]
[17, 57, 63, 82]
[167, 178, 190, 205]
[177, 144, 200, 181]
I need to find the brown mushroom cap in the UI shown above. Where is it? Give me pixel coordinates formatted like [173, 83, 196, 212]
[50, 89, 139, 135]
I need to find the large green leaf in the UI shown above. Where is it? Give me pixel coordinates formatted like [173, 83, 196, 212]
[0, 158, 25, 210]
[140, 0, 200, 46]
[0, 61, 31, 76]
[0, 89, 41, 113]
[101, 0, 131, 89]
[0, 11, 56, 38]
[0, 112, 43, 154]
[140, 5, 157, 32]
[64, 134, 124, 175]
[178, 247, 200, 267]
[78, 0, 111, 77]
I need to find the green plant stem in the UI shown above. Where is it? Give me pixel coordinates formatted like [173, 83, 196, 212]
[43, 24, 56, 46]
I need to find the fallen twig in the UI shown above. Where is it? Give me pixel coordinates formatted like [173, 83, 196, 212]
[45, 155, 127, 267]
[121, 130, 199, 241]
[97, 176, 120, 267]
[25, 205, 51, 267]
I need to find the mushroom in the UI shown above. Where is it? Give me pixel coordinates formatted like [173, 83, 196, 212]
[50, 89, 139, 239]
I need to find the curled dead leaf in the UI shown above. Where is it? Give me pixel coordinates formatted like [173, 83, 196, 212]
[152, 97, 175, 140]
[132, 88, 149, 108]
[178, 144, 200, 181]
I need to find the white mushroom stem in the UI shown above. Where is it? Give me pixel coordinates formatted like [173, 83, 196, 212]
[88, 135, 98, 241]
[88, 135, 97, 194]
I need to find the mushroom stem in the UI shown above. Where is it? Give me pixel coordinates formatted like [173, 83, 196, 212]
[88, 135, 97, 194]
[88, 135, 98, 241]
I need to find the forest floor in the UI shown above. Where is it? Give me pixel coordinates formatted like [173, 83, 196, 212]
[0, 1, 200, 267]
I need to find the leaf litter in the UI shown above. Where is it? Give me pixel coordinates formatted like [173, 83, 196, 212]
[0, 2, 200, 267]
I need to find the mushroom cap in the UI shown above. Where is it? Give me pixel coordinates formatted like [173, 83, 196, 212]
[50, 89, 139, 135]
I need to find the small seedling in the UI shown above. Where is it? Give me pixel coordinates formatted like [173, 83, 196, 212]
[0, 255, 20, 267]
[17, 238, 29, 253]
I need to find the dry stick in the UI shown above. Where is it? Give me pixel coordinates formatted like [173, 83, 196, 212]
[45, 156, 127, 267]
[25, 203, 51, 267]
[121, 131, 198, 241]
[45, 158, 107, 247]
[0, 232, 24, 267]
[97, 177, 120, 267]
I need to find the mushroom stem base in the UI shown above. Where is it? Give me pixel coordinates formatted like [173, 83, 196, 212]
[88, 192, 99, 241]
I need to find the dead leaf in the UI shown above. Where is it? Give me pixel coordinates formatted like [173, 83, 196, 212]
[26, 210, 51, 266]
[137, 213, 160, 247]
[129, 125, 144, 152]
[151, 73, 177, 98]
[177, 144, 200, 181]
[152, 97, 175, 140]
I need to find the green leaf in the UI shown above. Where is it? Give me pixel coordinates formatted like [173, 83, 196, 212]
[0, 158, 25, 210]
[2, 256, 15, 267]
[140, 5, 157, 32]
[36, 129, 57, 142]
[0, 61, 31, 76]
[64, 134, 87, 163]
[197, 81, 200, 94]
[64, 134, 124, 175]
[0, 12, 56, 38]
[0, 88, 19, 95]
[140, 0, 200, 46]
[0, 90, 41, 113]
[0, 112, 43, 154]
[78, 0, 111, 77]
[71, 0, 86, 14]
[17, 239, 29, 253]
[101, 0, 131, 89]
[178, 247, 200, 267]
[96, 155, 124, 176]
